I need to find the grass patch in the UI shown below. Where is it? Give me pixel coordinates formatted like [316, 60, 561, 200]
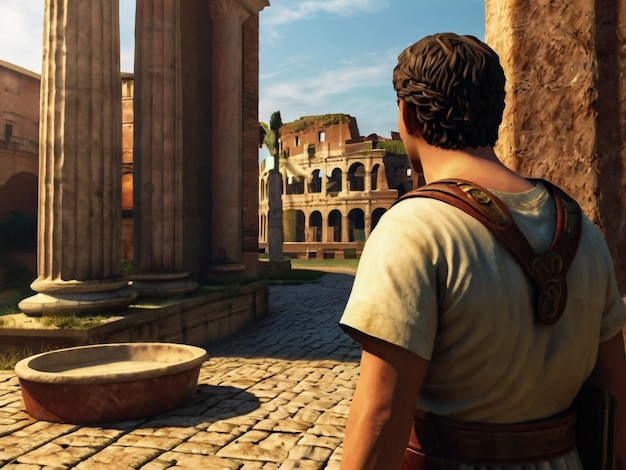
[40, 314, 110, 329]
[0, 347, 39, 370]
[0, 305, 19, 316]
[0, 349, 28, 370]
[268, 268, 327, 284]
[290, 258, 359, 270]
[260, 256, 359, 284]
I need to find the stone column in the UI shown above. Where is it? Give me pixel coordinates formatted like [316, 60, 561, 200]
[132, 0, 197, 296]
[486, 0, 626, 290]
[377, 166, 390, 191]
[365, 170, 372, 191]
[207, 0, 250, 275]
[342, 214, 350, 243]
[19, 0, 136, 315]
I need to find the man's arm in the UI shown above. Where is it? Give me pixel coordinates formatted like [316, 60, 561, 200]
[584, 331, 626, 469]
[340, 332, 428, 470]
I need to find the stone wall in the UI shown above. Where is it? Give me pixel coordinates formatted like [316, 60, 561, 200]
[486, 0, 626, 291]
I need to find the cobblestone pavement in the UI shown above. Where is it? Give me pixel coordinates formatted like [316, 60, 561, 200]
[0, 272, 361, 469]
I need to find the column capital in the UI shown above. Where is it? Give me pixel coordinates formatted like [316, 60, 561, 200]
[209, 0, 268, 21]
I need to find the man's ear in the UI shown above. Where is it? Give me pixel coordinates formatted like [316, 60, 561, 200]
[399, 100, 422, 136]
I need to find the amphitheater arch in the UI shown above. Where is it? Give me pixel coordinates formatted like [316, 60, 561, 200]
[371, 164, 380, 191]
[286, 175, 305, 195]
[309, 169, 322, 193]
[295, 210, 305, 242]
[309, 210, 322, 242]
[371, 207, 387, 232]
[328, 209, 342, 242]
[327, 168, 342, 193]
[348, 162, 365, 191]
[348, 208, 365, 242]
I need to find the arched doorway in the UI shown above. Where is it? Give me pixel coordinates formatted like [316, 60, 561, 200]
[328, 210, 342, 242]
[348, 162, 365, 191]
[309, 211, 322, 242]
[348, 208, 365, 242]
[372, 207, 386, 232]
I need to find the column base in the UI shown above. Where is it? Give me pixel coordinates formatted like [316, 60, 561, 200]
[131, 272, 198, 297]
[18, 286, 137, 317]
[205, 263, 248, 284]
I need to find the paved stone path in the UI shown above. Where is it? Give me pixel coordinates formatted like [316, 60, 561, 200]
[0, 272, 361, 469]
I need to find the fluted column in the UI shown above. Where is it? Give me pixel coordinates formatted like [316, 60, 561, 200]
[19, 0, 136, 315]
[132, 0, 197, 296]
[207, 0, 250, 273]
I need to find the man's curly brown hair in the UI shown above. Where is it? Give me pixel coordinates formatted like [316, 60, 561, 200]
[393, 33, 506, 150]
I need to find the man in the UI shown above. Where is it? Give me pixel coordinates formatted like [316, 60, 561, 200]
[339, 33, 626, 469]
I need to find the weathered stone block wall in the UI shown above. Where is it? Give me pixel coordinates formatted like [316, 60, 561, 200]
[486, 0, 626, 290]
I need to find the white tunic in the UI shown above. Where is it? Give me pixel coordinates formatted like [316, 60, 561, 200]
[340, 182, 626, 469]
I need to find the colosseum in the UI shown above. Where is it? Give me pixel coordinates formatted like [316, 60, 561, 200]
[258, 114, 417, 259]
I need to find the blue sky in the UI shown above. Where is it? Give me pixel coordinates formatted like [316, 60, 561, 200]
[1, 0, 485, 157]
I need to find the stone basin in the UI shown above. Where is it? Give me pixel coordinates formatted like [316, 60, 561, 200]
[14, 342, 208, 424]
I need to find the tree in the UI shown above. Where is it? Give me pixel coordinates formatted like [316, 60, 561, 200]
[265, 111, 283, 170]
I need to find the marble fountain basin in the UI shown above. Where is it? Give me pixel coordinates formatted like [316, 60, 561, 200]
[15, 343, 208, 424]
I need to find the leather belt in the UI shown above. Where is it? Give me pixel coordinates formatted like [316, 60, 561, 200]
[402, 409, 577, 468]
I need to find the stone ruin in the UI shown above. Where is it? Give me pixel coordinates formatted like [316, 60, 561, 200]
[19, 0, 269, 315]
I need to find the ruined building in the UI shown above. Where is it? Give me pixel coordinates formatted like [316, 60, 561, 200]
[16, 0, 270, 321]
[259, 114, 413, 258]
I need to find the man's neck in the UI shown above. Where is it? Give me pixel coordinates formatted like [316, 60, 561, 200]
[419, 145, 534, 193]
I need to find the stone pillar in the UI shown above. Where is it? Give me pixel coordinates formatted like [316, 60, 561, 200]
[267, 169, 284, 261]
[132, 0, 197, 296]
[486, 0, 626, 290]
[20, 0, 136, 315]
[365, 206, 372, 238]
[377, 165, 389, 191]
[342, 214, 350, 243]
[207, 0, 249, 275]
[365, 170, 372, 191]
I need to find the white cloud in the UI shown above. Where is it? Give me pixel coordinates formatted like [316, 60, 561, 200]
[259, 55, 396, 129]
[263, 0, 388, 27]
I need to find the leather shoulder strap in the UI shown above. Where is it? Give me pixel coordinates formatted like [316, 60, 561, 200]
[393, 179, 582, 325]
